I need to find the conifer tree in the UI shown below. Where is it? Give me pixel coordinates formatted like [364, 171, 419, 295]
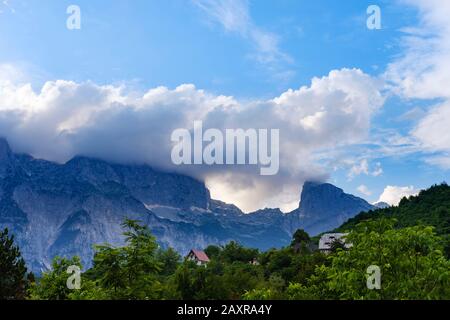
[0, 228, 28, 300]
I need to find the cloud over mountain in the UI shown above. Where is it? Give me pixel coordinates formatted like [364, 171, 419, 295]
[378, 185, 419, 206]
[0, 65, 384, 211]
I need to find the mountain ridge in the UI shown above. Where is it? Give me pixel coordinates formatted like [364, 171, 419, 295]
[334, 183, 450, 257]
[336, 183, 450, 235]
[0, 138, 374, 273]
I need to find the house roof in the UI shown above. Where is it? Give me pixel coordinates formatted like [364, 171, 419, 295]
[190, 249, 210, 262]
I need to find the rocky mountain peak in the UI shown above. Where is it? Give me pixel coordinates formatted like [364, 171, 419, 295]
[0, 137, 12, 160]
[0, 138, 14, 178]
[0, 141, 377, 273]
[300, 181, 345, 205]
[293, 181, 375, 235]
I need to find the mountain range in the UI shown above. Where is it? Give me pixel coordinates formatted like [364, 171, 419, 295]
[0, 138, 375, 273]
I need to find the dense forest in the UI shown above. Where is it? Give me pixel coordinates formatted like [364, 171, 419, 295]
[1, 184, 449, 300]
[336, 183, 450, 257]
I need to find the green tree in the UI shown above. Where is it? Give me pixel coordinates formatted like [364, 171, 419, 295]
[242, 288, 277, 300]
[221, 262, 263, 299]
[172, 261, 200, 300]
[171, 254, 266, 300]
[204, 245, 222, 260]
[91, 219, 163, 299]
[91, 246, 126, 296]
[28, 256, 82, 300]
[156, 247, 181, 276]
[291, 229, 310, 247]
[329, 238, 347, 253]
[288, 218, 450, 300]
[0, 228, 29, 300]
[221, 241, 259, 264]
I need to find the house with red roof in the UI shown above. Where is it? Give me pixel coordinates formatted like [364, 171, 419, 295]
[186, 249, 210, 266]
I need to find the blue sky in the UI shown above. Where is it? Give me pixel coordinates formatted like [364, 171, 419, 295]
[1, 0, 449, 211]
[0, 0, 414, 96]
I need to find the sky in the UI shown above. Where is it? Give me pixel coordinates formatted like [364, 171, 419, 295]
[0, 0, 449, 212]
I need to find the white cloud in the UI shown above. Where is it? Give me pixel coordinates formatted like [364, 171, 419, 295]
[347, 159, 383, 180]
[412, 100, 450, 155]
[193, 0, 250, 32]
[348, 159, 369, 179]
[396, 107, 426, 122]
[0, 66, 384, 212]
[377, 185, 419, 206]
[372, 162, 383, 177]
[357, 184, 372, 196]
[192, 0, 292, 69]
[386, 0, 450, 100]
[424, 154, 450, 170]
[385, 1, 450, 170]
[0, 64, 26, 85]
[0, 0, 15, 14]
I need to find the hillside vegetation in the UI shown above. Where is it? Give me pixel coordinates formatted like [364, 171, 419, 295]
[1, 184, 449, 300]
[336, 183, 450, 255]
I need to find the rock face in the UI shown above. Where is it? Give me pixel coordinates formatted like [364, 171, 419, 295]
[0, 139, 374, 273]
[0, 138, 14, 179]
[284, 181, 375, 235]
[373, 201, 390, 209]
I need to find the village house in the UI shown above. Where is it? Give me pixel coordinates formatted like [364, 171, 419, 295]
[318, 233, 351, 253]
[186, 249, 210, 266]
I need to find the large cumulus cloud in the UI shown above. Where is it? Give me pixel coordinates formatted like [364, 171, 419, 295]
[0, 65, 384, 212]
